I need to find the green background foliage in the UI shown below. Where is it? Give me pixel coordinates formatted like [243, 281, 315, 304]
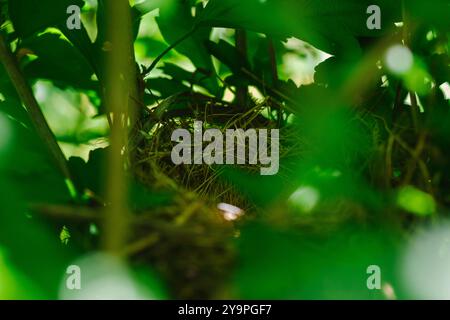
[0, 0, 449, 299]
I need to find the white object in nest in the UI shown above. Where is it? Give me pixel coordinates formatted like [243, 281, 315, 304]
[217, 203, 244, 221]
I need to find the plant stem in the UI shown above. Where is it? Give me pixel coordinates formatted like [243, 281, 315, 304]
[268, 38, 279, 85]
[101, 0, 135, 254]
[0, 33, 71, 180]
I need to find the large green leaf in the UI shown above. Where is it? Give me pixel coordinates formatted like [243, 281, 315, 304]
[205, 39, 251, 76]
[9, 0, 97, 75]
[157, 0, 213, 70]
[68, 147, 107, 197]
[19, 33, 96, 90]
[236, 224, 403, 299]
[0, 64, 30, 125]
[407, 0, 450, 31]
[8, 0, 84, 37]
[0, 179, 75, 298]
[146, 77, 189, 99]
[197, 0, 401, 55]
[161, 62, 222, 96]
[155, 0, 219, 95]
[0, 110, 71, 203]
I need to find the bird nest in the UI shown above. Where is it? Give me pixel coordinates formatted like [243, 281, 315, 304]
[125, 93, 302, 298]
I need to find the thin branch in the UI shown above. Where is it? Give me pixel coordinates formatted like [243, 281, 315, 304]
[120, 233, 159, 257]
[385, 134, 395, 188]
[409, 91, 420, 132]
[235, 29, 248, 109]
[31, 204, 100, 221]
[268, 38, 279, 84]
[143, 27, 197, 79]
[392, 82, 403, 125]
[0, 33, 71, 180]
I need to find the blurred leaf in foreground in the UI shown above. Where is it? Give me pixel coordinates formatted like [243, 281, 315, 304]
[396, 186, 436, 216]
[235, 223, 402, 299]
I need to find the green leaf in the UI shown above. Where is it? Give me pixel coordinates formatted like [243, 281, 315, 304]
[129, 180, 173, 211]
[19, 33, 96, 90]
[146, 77, 189, 98]
[406, 0, 450, 31]
[236, 224, 402, 299]
[151, 92, 188, 119]
[0, 111, 75, 298]
[205, 39, 251, 76]
[161, 62, 221, 96]
[0, 179, 75, 298]
[396, 186, 436, 216]
[157, 0, 213, 70]
[59, 225, 71, 245]
[0, 110, 69, 205]
[219, 167, 285, 207]
[68, 148, 107, 197]
[252, 37, 281, 87]
[0, 64, 31, 125]
[0, 100, 29, 127]
[0, 0, 7, 25]
[425, 54, 450, 86]
[8, 0, 84, 37]
[197, 0, 401, 55]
